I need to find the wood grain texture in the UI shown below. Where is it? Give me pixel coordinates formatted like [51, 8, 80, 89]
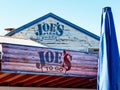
[1, 43, 98, 77]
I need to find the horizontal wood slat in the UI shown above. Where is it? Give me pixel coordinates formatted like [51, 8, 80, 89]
[1, 43, 98, 77]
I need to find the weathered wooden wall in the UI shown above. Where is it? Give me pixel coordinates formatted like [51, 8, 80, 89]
[1, 43, 98, 77]
[10, 17, 99, 52]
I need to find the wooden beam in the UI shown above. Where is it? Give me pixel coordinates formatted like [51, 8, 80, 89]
[23, 75, 50, 86]
[0, 72, 10, 79]
[81, 78, 96, 88]
[9, 74, 37, 85]
[48, 77, 75, 87]
[35, 76, 62, 87]
[0, 74, 17, 83]
[5, 74, 25, 82]
[72, 78, 93, 88]
[60, 77, 86, 87]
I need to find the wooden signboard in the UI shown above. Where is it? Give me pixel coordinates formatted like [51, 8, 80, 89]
[1, 43, 98, 77]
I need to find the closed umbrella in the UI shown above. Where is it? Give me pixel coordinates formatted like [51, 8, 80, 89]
[97, 7, 119, 90]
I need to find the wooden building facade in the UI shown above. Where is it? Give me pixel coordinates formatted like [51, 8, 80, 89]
[0, 13, 99, 89]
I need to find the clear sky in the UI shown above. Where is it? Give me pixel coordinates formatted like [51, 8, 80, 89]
[0, 0, 120, 46]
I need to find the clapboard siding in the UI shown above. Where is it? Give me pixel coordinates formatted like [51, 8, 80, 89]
[2, 63, 97, 76]
[9, 17, 99, 52]
[1, 43, 98, 77]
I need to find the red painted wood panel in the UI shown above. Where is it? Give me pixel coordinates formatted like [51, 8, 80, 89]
[1, 43, 98, 77]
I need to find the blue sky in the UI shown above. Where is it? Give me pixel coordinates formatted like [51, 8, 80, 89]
[0, 0, 120, 46]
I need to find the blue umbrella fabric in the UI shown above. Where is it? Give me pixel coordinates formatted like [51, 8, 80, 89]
[97, 7, 119, 90]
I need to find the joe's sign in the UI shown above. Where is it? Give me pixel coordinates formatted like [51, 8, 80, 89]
[35, 22, 64, 40]
[1, 43, 98, 77]
[36, 50, 72, 74]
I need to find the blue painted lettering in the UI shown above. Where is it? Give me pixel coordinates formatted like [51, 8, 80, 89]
[36, 22, 64, 38]
[38, 51, 63, 64]
[45, 51, 54, 63]
[55, 52, 62, 64]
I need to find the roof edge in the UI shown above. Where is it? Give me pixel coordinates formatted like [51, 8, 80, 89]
[5, 13, 100, 40]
